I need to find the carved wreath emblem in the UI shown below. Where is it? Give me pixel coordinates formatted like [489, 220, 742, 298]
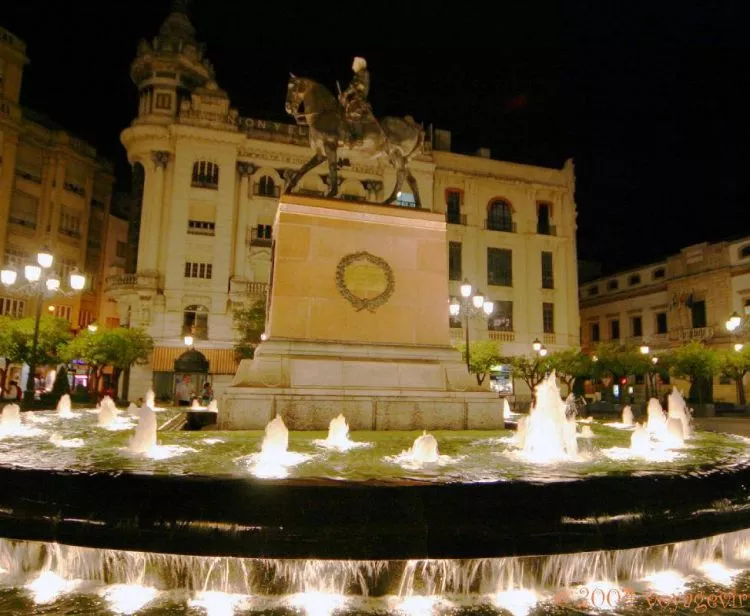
[335, 251, 395, 312]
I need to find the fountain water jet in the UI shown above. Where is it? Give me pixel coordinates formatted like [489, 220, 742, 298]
[129, 404, 157, 454]
[98, 395, 118, 427]
[668, 387, 692, 440]
[410, 431, 439, 463]
[622, 405, 634, 426]
[645, 398, 668, 437]
[56, 394, 78, 418]
[248, 415, 310, 478]
[1, 404, 21, 428]
[630, 423, 650, 455]
[261, 415, 289, 457]
[207, 400, 219, 413]
[518, 372, 578, 462]
[145, 388, 155, 409]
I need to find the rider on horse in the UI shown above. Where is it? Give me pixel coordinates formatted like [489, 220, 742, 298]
[339, 57, 375, 145]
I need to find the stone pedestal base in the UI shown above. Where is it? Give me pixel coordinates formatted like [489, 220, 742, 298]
[219, 339, 502, 430]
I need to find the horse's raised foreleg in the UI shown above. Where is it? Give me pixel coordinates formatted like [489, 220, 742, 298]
[383, 152, 406, 205]
[406, 168, 422, 208]
[284, 151, 325, 194]
[324, 144, 338, 198]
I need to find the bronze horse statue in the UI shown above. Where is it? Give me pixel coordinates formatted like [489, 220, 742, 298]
[285, 75, 425, 206]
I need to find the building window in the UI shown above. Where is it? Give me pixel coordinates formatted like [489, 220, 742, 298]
[448, 242, 462, 281]
[653, 268, 666, 279]
[59, 208, 81, 238]
[628, 274, 641, 286]
[487, 248, 512, 287]
[741, 245, 750, 259]
[537, 202, 553, 235]
[396, 192, 417, 207]
[184, 261, 213, 279]
[187, 220, 216, 235]
[0, 297, 25, 318]
[488, 300, 513, 331]
[3, 247, 29, 268]
[591, 322, 600, 342]
[607, 280, 619, 291]
[52, 305, 72, 322]
[610, 319, 620, 340]
[541, 251, 554, 289]
[9, 190, 38, 229]
[251, 224, 273, 245]
[191, 161, 219, 189]
[632, 315, 643, 337]
[56, 259, 77, 283]
[542, 302, 554, 334]
[255, 176, 279, 198]
[183, 304, 208, 340]
[691, 300, 707, 328]
[155, 93, 172, 110]
[656, 312, 668, 334]
[446, 190, 463, 224]
[116, 241, 127, 258]
[486, 200, 515, 232]
[587, 285, 599, 296]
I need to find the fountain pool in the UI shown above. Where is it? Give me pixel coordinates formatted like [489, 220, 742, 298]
[0, 386, 747, 615]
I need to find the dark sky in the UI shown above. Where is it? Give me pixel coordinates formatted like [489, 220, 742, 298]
[3, 0, 750, 274]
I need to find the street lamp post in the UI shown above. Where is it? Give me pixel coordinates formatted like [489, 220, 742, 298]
[449, 279, 494, 375]
[639, 343, 660, 401]
[1, 250, 86, 406]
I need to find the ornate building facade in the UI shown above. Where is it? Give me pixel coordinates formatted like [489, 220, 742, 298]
[579, 237, 750, 403]
[109, 6, 580, 401]
[0, 25, 118, 330]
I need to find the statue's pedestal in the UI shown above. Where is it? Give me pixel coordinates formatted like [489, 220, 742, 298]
[220, 195, 501, 430]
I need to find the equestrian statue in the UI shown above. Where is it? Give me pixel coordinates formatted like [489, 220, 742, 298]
[285, 57, 425, 207]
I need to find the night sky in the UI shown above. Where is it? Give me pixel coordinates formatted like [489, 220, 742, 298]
[3, 0, 749, 274]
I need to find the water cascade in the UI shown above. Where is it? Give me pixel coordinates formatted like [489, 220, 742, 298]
[410, 431, 439, 463]
[97, 395, 118, 427]
[56, 394, 77, 418]
[668, 387, 693, 440]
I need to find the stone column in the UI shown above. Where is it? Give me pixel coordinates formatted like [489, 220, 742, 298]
[233, 162, 257, 280]
[136, 151, 169, 274]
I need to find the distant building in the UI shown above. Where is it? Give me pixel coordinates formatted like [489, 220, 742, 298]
[0, 25, 118, 330]
[108, 5, 580, 401]
[579, 238, 750, 403]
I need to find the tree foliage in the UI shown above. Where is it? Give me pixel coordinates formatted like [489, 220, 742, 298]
[63, 327, 154, 394]
[457, 340, 501, 385]
[233, 299, 267, 360]
[717, 347, 750, 405]
[546, 348, 592, 394]
[0, 315, 72, 368]
[506, 354, 551, 402]
[663, 341, 718, 404]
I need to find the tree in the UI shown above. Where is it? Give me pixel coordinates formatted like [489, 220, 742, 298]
[506, 354, 551, 403]
[0, 315, 72, 371]
[51, 365, 70, 399]
[63, 328, 153, 397]
[590, 343, 650, 401]
[457, 340, 501, 385]
[717, 347, 750, 405]
[546, 348, 593, 396]
[233, 299, 266, 360]
[664, 341, 718, 404]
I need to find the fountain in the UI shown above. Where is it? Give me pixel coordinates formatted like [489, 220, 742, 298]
[261, 414, 289, 456]
[129, 404, 157, 454]
[668, 387, 692, 440]
[645, 397, 668, 436]
[630, 423, 650, 455]
[410, 431, 439, 463]
[145, 387, 155, 409]
[191, 399, 203, 410]
[518, 372, 578, 462]
[315, 414, 368, 452]
[207, 400, 219, 413]
[502, 398, 513, 419]
[56, 394, 78, 418]
[579, 425, 594, 438]
[97, 395, 117, 427]
[1, 403, 21, 428]
[622, 405, 634, 426]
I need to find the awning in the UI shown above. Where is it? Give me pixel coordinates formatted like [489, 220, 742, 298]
[151, 346, 238, 374]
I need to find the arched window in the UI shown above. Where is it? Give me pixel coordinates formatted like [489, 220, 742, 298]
[183, 304, 209, 340]
[255, 175, 278, 198]
[487, 200, 515, 232]
[191, 161, 219, 189]
[741, 245, 750, 259]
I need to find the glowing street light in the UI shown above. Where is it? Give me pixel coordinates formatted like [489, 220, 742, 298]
[727, 312, 742, 332]
[639, 344, 650, 355]
[451, 280, 494, 374]
[735, 343, 744, 352]
[183, 335, 194, 348]
[532, 338, 542, 353]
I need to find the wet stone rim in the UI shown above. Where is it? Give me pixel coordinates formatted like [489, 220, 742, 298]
[335, 251, 395, 312]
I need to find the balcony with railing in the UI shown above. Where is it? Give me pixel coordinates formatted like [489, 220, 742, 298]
[298, 188, 324, 197]
[537, 223, 557, 236]
[543, 333, 556, 345]
[449, 328, 464, 344]
[488, 330, 516, 342]
[673, 326, 715, 342]
[9, 217, 36, 229]
[188, 220, 216, 236]
[104, 271, 159, 296]
[249, 228, 273, 247]
[485, 220, 517, 233]
[446, 212, 467, 225]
